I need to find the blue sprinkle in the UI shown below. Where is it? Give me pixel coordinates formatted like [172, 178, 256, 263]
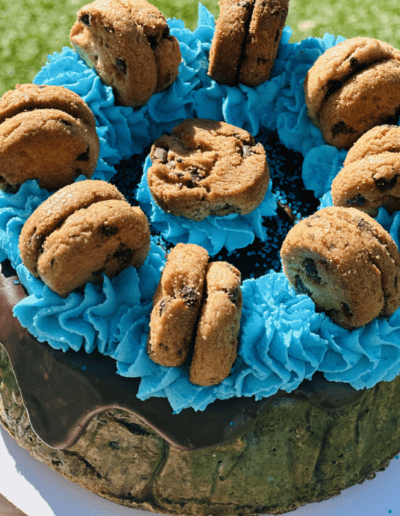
[14, 280, 20, 285]
[82, 365, 87, 371]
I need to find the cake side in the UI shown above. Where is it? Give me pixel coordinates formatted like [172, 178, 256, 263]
[2, 342, 400, 516]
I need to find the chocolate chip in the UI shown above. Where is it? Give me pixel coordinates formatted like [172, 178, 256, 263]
[113, 247, 133, 265]
[146, 35, 159, 50]
[101, 225, 119, 237]
[116, 58, 127, 73]
[180, 285, 198, 306]
[349, 57, 361, 71]
[188, 166, 203, 183]
[242, 145, 255, 157]
[341, 302, 353, 318]
[104, 25, 114, 33]
[80, 13, 91, 26]
[325, 79, 343, 98]
[60, 119, 72, 127]
[356, 217, 372, 231]
[346, 194, 366, 206]
[77, 146, 90, 162]
[374, 175, 398, 191]
[331, 121, 356, 137]
[36, 234, 46, 255]
[159, 299, 168, 316]
[303, 257, 321, 283]
[296, 276, 311, 296]
[176, 157, 183, 163]
[38, 85, 46, 89]
[238, 0, 252, 9]
[92, 267, 106, 276]
[152, 147, 168, 163]
[224, 287, 239, 305]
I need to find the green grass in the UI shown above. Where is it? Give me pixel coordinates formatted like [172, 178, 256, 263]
[1, 0, 400, 95]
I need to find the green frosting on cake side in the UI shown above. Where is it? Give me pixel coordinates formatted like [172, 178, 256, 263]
[1, 342, 400, 516]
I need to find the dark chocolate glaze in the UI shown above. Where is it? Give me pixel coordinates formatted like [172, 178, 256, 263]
[0, 259, 366, 452]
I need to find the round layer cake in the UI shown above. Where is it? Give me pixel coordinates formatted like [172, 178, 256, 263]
[2, 2, 400, 516]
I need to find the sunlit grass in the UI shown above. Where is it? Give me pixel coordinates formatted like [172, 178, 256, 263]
[1, 0, 400, 95]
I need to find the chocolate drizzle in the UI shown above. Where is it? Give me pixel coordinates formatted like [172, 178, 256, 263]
[0, 260, 365, 452]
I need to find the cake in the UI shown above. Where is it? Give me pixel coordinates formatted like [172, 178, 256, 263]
[2, 1, 400, 515]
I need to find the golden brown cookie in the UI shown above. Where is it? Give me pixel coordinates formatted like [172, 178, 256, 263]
[332, 125, 400, 216]
[19, 180, 150, 297]
[147, 118, 269, 221]
[190, 261, 242, 386]
[70, 0, 181, 107]
[0, 84, 99, 192]
[208, 0, 289, 87]
[304, 37, 400, 149]
[147, 243, 209, 367]
[281, 207, 400, 329]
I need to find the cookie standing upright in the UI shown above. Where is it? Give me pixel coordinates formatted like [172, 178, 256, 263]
[147, 243, 209, 367]
[19, 181, 150, 297]
[332, 125, 400, 215]
[304, 37, 400, 149]
[70, 0, 181, 107]
[190, 261, 242, 386]
[0, 83, 99, 191]
[208, 0, 289, 86]
[281, 207, 400, 329]
[147, 118, 269, 221]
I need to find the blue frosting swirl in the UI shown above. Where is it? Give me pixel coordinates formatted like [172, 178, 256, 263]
[1, 6, 400, 412]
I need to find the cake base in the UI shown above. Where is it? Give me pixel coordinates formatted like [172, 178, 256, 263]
[1, 343, 400, 516]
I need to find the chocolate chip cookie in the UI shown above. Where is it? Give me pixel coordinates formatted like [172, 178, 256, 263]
[281, 206, 400, 329]
[190, 261, 242, 386]
[70, 0, 181, 107]
[147, 118, 269, 221]
[0, 83, 99, 191]
[147, 243, 209, 367]
[208, 0, 289, 87]
[304, 37, 400, 149]
[332, 125, 400, 216]
[19, 180, 150, 297]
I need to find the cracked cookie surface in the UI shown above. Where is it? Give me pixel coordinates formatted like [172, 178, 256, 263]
[0, 84, 99, 191]
[147, 118, 269, 221]
[147, 243, 209, 367]
[19, 180, 150, 297]
[304, 38, 400, 149]
[281, 206, 400, 329]
[70, 0, 181, 107]
[332, 125, 400, 216]
[190, 261, 242, 386]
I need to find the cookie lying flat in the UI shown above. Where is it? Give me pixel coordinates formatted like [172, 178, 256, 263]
[281, 207, 400, 329]
[208, 0, 289, 87]
[147, 243, 209, 367]
[332, 125, 400, 216]
[304, 37, 400, 149]
[0, 84, 99, 191]
[19, 180, 150, 297]
[70, 0, 181, 107]
[147, 118, 269, 221]
[190, 261, 242, 387]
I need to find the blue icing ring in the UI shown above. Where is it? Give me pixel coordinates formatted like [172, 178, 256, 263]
[1, 5, 400, 413]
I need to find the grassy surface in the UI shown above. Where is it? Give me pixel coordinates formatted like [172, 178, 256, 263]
[1, 0, 400, 95]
